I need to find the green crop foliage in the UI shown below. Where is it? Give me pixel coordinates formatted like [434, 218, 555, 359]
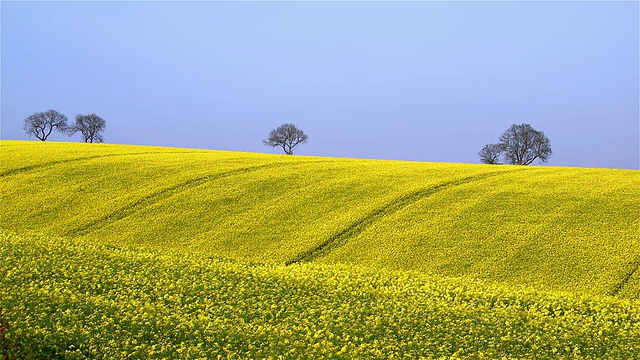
[1, 140, 639, 358]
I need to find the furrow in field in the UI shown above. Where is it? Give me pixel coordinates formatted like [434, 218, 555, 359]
[286, 170, 522, 265]
[0, 151, 197, 177]
[611, 259, 640, 297]
[66, 161, 318, 237]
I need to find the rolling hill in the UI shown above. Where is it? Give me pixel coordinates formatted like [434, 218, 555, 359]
[2, 140, 638, 297]
[1, 140, 639, 358]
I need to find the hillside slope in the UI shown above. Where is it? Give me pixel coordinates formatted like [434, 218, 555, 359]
[1, 140, 639, 297]
[2, 230, 639, 359]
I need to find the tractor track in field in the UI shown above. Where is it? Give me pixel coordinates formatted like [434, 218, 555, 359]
[66, 161, 325, 237]
[0, 151, 201, 178]
[286, 170, 526, 265]
[610, 259, 640, 297]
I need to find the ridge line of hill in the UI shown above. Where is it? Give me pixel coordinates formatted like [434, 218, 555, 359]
[285, 169, 527, 265]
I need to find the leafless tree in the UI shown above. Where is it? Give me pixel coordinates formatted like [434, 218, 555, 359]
[479, 143, 502, 164]
[69, 114, 106, 143]
[22, 110, 68, 141]
[263, 123, 308, 155]
[498, 123, 552, 165]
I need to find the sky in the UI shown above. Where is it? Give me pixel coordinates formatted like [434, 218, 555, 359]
[1, 1, 638, 169]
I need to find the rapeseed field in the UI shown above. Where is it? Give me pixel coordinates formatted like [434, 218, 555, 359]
[1, 140, 639, 358]
[2, 231, 639, 358]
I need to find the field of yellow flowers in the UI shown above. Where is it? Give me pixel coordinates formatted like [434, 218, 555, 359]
[1, 140, 639, 358]
[2, 230, 639, 358]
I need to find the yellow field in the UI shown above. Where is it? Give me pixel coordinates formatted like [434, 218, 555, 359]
[2, 230, 639, 358]
[2, 140, 638, 297]
[1, 140, 639, 357]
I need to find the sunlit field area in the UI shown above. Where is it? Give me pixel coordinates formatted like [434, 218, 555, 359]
[1, 140, 639, 358]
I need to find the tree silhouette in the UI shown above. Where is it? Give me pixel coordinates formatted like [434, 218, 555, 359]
[263, 123, 308, 155]
[23, 110, 68, 141]
[70, 114, 106, 143]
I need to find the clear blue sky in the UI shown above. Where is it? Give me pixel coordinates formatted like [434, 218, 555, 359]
[2, 1, 638, 169]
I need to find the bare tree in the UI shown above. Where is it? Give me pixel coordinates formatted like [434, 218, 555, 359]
[263, 123, 308, 155]
[479, 143, 502, 164]
[69, 114, 106, 143]
[498, 123, 552, 165]
[22, 110, 69, 141]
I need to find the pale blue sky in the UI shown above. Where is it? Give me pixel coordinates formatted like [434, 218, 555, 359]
[2, 1, 638, 169]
